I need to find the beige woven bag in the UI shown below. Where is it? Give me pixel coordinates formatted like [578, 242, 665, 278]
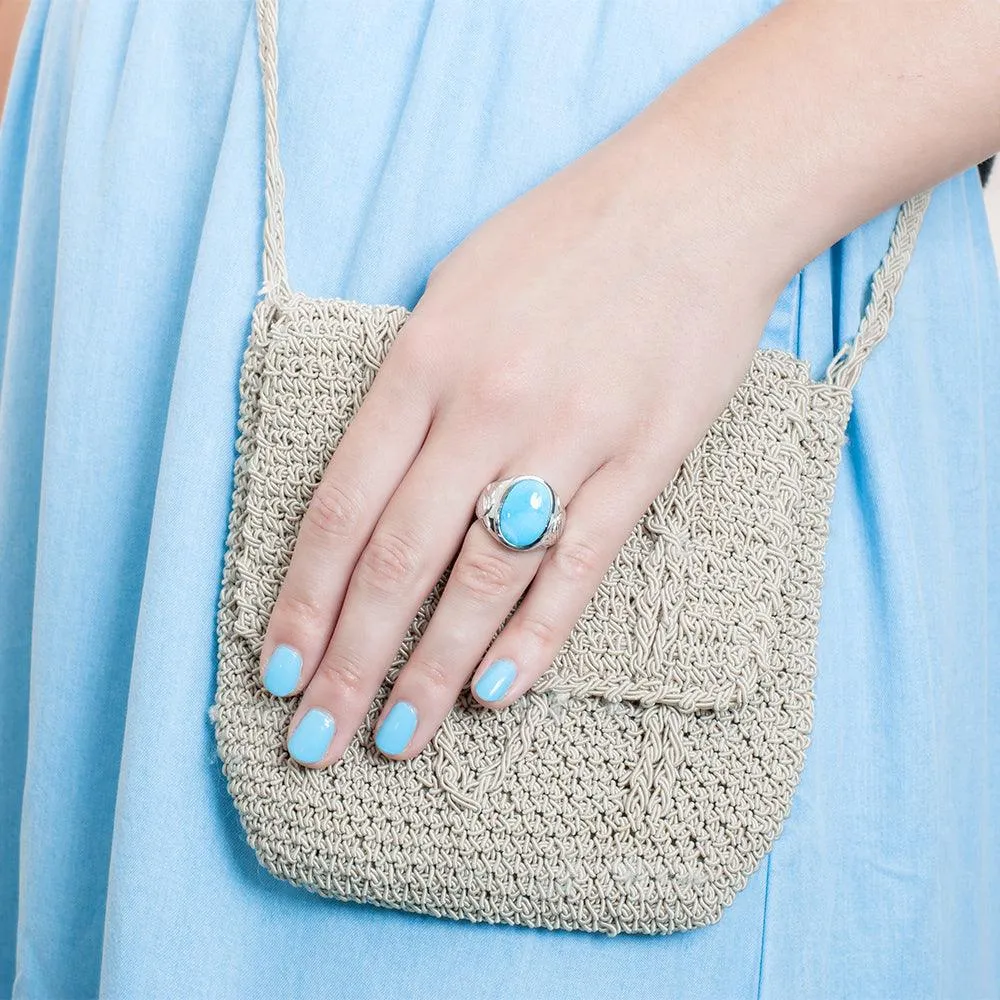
[212, 0, 932, 935]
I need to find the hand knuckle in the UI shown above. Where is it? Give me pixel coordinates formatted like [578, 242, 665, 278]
[306, 480, 365, 542]
[316, 648, 367, 694]
[356, 528, 423, 594]
[464, 366, 528, 418]
[274, 589, 324, 628]
[412, 656, 452, 692]
[520, 612, 559, 647]
[452, 548, 518, 602]
[551, 535, 602, 581]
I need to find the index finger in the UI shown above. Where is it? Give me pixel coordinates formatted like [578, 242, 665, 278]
[257, 341, 434, 699]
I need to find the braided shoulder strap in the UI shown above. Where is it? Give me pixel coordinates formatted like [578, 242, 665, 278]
[257, 0, 290, 303]
[254, 0, 933, 389]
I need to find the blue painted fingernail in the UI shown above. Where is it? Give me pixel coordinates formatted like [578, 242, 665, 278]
[287, 708, 336, 764]
[375, 701, 418, 756]
[263, 644, 302, 696]
[474, 658, 518, 702]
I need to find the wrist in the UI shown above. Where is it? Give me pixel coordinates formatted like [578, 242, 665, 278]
[583, 117, 793, 322]
[587, 0, 999, 323]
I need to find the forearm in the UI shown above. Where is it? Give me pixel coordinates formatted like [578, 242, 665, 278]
[603, 0, 1000, 301]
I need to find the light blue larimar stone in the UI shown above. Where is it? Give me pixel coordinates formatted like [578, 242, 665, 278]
[497, 477, 553, 549]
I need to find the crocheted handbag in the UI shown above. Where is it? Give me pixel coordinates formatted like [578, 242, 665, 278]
[212, 0, 932, 935]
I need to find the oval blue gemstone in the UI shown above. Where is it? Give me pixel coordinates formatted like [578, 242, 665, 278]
[497, 477, 553, 549]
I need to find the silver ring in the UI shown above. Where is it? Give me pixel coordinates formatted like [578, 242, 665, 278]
[475, 474, 565, 552]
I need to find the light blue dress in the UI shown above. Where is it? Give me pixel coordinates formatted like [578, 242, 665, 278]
[1, 2, 997, 997]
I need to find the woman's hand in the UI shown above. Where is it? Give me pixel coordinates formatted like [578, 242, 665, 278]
[262, 0, 999, 768]
[257, 129, 780, 767]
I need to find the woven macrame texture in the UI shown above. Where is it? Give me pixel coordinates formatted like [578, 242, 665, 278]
[212, 291, 855, 935]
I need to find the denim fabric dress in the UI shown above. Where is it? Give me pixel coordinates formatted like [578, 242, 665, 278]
[1, 2, 997, 998]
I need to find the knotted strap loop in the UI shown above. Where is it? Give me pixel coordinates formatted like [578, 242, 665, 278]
[825, 189, 933, 389]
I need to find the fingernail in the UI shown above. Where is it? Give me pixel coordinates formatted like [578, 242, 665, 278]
[287, 708, 336, 764]
[263, 644, 302, 696]
[375, 701, 418, 756]
[474, 658, 517, 702]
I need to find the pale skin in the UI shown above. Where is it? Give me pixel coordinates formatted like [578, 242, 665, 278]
[0, 0, 29, 113]
[4, 3, 996, 766]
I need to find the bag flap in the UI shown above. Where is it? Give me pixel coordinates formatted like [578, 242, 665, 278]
[230, 307, 851, 719]
[533, 349, 852, 713]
